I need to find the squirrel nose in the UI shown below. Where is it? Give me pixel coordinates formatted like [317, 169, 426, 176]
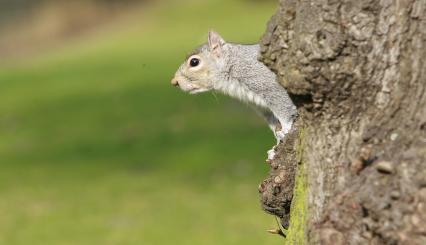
[171, 78, 180, 87]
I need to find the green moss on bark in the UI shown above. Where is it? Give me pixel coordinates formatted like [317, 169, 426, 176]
[284, 129, 307, 244]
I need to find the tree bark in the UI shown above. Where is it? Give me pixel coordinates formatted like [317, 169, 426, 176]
[259, 0, 426, 244]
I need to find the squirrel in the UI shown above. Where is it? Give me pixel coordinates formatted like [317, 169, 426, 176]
[171, 30, 297, 161]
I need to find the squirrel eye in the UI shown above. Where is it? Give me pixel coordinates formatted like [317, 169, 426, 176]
[189, 58, 200, 67]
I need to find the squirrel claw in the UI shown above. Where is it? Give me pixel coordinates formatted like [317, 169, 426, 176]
[275, 130, 287, 142]
[267, 229, 286, 237]
[267, 148, 276, 161]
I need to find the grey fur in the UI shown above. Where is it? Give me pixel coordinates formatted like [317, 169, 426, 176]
[225, 43, 296, 138]
[172, 32, 297, 142]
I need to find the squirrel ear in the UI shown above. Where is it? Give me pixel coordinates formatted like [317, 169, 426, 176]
[208, 30, 225, 53]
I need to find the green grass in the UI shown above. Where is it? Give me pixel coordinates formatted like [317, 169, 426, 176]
[0, 0, 285, 244]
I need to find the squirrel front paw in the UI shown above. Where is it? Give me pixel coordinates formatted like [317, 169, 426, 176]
[274, 130, 289, 143]
[275, 125, 291, 142]
[266, 146, 278, 163]
[275, 130, 286, 142]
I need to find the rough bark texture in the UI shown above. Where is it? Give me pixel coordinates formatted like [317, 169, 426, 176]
[259, 125, 299, 229]
[259, 0, 426, 244]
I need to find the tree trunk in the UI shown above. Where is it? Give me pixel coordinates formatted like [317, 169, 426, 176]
[258, 0, 426, 244]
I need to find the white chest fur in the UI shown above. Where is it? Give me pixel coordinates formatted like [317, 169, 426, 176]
[214, 79, 268, 108]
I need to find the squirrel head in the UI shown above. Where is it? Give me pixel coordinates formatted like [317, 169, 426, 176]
[171, 30, 228, 94]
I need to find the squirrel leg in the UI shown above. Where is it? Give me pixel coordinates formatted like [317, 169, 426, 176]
[255, 108, 282, 162]
[275, 119, 293, 142]
[255, 107, 282, 142]
[267, 108, 297, 162]
[270, 106, 295, 143]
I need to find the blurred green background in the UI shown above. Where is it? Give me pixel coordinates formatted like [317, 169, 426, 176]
[0, 0, 281, 244]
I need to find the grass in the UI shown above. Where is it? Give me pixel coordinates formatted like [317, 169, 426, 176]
[0, 0, 285, 244]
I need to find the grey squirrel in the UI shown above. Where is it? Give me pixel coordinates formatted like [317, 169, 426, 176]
[171, 31, 297, 161]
